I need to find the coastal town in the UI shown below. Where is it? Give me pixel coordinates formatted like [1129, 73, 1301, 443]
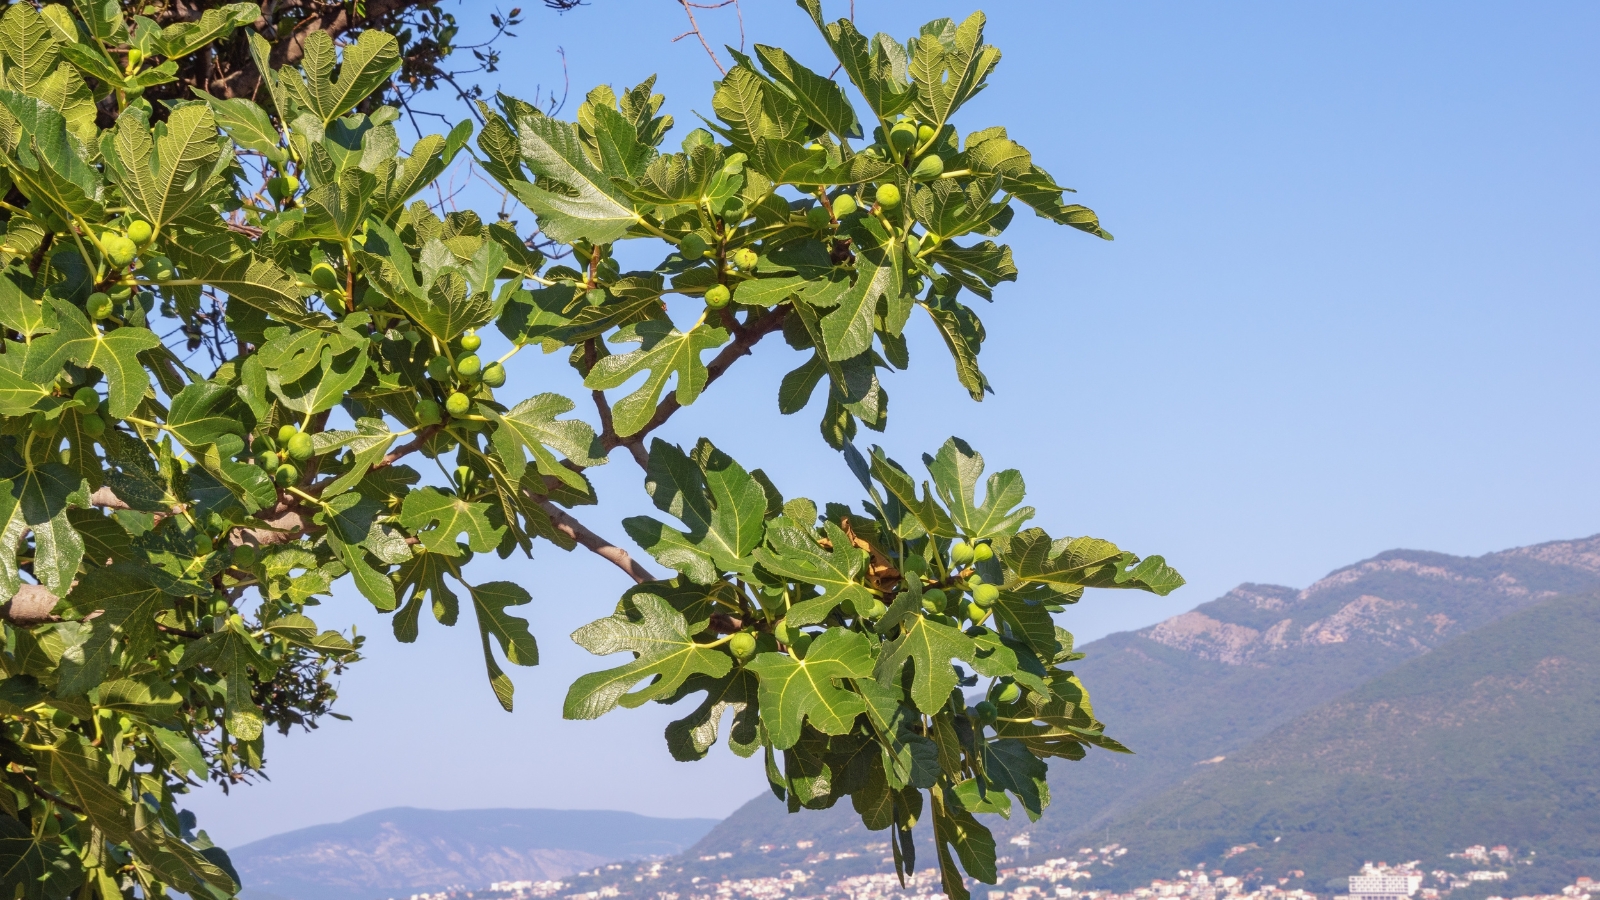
[389, 844, 1592, 900]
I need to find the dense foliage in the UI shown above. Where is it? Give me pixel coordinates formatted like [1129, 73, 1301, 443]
[0, 1, 1182, 897]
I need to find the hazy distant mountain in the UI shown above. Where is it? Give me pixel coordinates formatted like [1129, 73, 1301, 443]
[657, 535, 1600, 884]
[1089, 589, 1600, 893]
[231, 807, 718, 900]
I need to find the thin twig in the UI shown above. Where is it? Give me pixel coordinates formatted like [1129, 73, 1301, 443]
[674, 0, 726, 74]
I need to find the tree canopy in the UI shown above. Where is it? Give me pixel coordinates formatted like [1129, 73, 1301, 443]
[0, 2, 1182, 898]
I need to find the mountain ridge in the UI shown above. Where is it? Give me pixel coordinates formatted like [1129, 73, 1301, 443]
[229, 807, 719, 900]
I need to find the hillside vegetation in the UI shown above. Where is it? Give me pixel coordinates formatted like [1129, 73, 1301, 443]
[1088, 590, 1600, 892]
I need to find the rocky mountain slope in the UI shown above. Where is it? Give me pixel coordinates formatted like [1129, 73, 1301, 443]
[663, 535, 1600, 882]
[1088, 589, 1600, 892]
[230, 807, 718, 900]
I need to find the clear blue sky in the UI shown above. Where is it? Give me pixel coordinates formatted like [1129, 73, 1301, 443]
[188, 1, 1599, 847]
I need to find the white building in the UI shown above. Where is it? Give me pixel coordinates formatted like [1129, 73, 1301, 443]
[1348, 872, 1424, 900]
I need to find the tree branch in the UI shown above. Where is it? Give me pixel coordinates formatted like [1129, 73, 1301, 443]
[529, 495, 657, 584]
[601, 304, 789, 459]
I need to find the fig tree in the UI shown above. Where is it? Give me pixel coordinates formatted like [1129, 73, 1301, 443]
[460, 330, 482, 352]
[481, 362, 507, 388]
[728, 632, 757, 662]
[912, 154, 944, 182]
[456, 354, 482, 378]
[972, 583, 1000, 608]
[889, 121, 917, 156]
[416, 397, 442, 425]
[680, 233, 709, 258]
[126, 219, 153, 246]
[831, 193, 858, 217]
[704, 284, 731, 309]
[285, 432, 314, 462]
[445, 391, 471, 416]
[789, 631, 813, 659]
[104, 235, 137, 267]
[311, 262, 340, 291]
[949, 540, 974, 566]
[86, 293, 114, 320]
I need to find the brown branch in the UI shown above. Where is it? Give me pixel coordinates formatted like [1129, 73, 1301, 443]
[674, 0, 727, 74]
[375, 424, 442, 469]
[601, 305, 789, 458]
[529, 495, 656, 584]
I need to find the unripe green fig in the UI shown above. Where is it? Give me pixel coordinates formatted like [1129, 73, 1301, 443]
[233, 544, 257, 568]
[454, 465, 473, 491]
[104, 236, 136, 267]
[311, 262, 340, 291]
[864, 599, 888, 619]
[789, 631, 813, 659]
[126, 219, 153, 246]
[680, 233, 708, 259]
[274, 462, 299, 486]
[732, 247, 758, 271]
[276, 424, 299, 445]
[416, 397, 442, 425]
[445, 391, 471, 416]
[806, 205, 831, 229]
[211, 596, 230, 616]
[258, 450, 281, 471]
[728, 631, 758, 662]
[81, 413, 105, 437]
[922, 588, 948, 614]
[283, 174, 300, 195]
[973, 542, 994, 562]
[972, 583, 1000, 608]
[995, 682, 1022, 705]
[73, 387, 100, 409]
[126, 48, 143, 70]
[460, 331, 481, 352]
[456, 354, 482, 378]
[481, 362, 506, 388]
[704, 284, 731, 309]
[889, 121, 917, 155]
[973, 700, 998, 724]
[285, 432, 314, 462]
[917, 124, 937, 145]
[875, 183, 901, 209]
[831, 193, 858, 217]
[949, 540, 974, 566]
[86, 293, 114, 320]
[965, 601, 986, 623]
[911, 153, 945, 182]
[426, 356, 453, 382]
[905, 233, 921, 258]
